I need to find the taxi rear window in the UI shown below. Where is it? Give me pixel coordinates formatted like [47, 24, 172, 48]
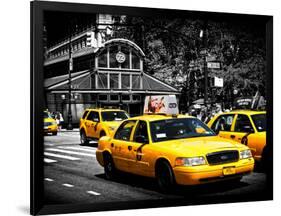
[82, 111, 89, 119]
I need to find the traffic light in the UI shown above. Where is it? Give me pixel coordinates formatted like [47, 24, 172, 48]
[86, 31, 97, 48]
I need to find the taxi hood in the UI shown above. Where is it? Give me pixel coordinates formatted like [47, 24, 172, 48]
[156, 136, 245, 156]
[102, 121, 123, 127]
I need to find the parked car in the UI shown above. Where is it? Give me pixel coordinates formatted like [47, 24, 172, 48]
[44, 111, 58, 135]
[207, 110, 266, 162]
[79, 108, 129, 145]
[96, 113, 254, 192]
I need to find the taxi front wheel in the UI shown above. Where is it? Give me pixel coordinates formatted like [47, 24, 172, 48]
[156, 161, 175, 193]
[80, 131, 89, 145]
[103, 153, 116, 180]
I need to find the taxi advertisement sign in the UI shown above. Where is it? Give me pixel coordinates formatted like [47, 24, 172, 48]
[143, 95, 179, 115]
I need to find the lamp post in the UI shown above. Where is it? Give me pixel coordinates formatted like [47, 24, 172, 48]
[67, 30, 73, 130]
[200, 25, 208, 107]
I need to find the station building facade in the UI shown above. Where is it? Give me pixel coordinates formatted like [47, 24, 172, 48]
[44, 35, 179, 125]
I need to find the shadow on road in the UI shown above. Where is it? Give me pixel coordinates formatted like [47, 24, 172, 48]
[95, 171, 250, 197]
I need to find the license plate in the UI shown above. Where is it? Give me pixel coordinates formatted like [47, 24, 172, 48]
[223, 167, 236, 176]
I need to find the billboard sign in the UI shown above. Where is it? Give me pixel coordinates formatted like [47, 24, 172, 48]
[143, 95, 179, 115]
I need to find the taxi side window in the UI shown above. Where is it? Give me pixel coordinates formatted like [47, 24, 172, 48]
[86, 111, 100, 122]
[114, 120, 136, 141]
[133, 121, 149, 144]
[235, 114, 254, 133]
[211, 114, 234, 133]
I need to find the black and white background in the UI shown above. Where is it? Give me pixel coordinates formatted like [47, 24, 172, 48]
[0, 0, 280, 215]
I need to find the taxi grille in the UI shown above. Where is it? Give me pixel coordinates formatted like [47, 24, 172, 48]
[206, 150, 239, 165]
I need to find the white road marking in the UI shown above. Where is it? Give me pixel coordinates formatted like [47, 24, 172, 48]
[58, 146, 97, 153]
[62, 183, 74, 188]
[46, 148, 96, 157]
[44, 152, 80, 161]
[44, 143, 54, 146]
[44, 178, 54, 182]
[87, 191, 101, 196]
[44, 158, 57, 163]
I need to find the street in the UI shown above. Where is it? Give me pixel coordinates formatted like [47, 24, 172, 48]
[44, 130, 270, 207]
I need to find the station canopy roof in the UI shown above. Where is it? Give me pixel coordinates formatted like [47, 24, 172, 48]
[44, 69, 179, 95]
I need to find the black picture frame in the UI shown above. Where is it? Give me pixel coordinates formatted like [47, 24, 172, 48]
[31, 1, 273, 215]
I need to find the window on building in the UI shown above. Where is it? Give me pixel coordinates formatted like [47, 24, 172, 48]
[132, 75, 141, 89]
[132, 95, 141, 101]
[132, 51, 140, 69]
[98, 49, 107, 68]
[109, 45, 119, 68]
[97, 73, 108, 89]
[121, 74, 130, 89]
[98, 94, 108, 101]
[110, 74, 119, 89]
[120, 46, 130, 69]
[110, 94, 119, 101]
[121, 95, 130, 102]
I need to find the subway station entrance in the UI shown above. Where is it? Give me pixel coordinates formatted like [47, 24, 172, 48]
[44, 38, 179, 125]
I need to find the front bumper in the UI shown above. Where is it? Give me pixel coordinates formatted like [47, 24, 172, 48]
[44, 125, 58, 133]
[173, 158, 255, 185]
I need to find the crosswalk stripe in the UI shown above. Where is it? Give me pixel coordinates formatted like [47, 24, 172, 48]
[58, 146, 97, 153]
[62, 183, 74, 188]
[87, 190, 101, 196]
[44, 152, 80, 161]
[46, 148, 95, 157]
[44, 158, 57, 163]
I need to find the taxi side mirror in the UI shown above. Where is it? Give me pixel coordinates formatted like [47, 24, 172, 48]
[135, 135, 148, 144]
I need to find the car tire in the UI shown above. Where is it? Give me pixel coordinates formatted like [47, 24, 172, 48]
[80, 131, 89, 145]
[156, 160, 175, 193]
[103, 153, 116, 180]
[52, 132, 57, 136]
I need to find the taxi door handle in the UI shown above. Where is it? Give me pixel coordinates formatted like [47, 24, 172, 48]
[230, 135, 235, 139]
[128, 146, 132, 151]
[111, 143, 114, 148]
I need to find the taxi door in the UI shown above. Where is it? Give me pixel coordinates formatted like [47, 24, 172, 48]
[125, 120, 152, 176]
[85, 111, 100, 138]
[210, 114, 236, 139]
[110, 120, 137, 172]
[231, 114, 256, 152]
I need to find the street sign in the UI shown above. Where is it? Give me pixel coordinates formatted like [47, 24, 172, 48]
[206, 55, 216, 62]
[207, 62, 220, 69]
[214, 76, 223, 87]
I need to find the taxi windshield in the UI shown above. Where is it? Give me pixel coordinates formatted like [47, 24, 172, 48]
[101, 111, 128, 122]
[251, 114, 266, 132]
[150, 118, 215, 142]
[44, 112, 51, 118]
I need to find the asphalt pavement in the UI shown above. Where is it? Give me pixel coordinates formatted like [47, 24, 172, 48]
[43, 130, 272, 209]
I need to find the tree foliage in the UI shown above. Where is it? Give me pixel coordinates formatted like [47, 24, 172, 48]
[111, 16, 266, 108]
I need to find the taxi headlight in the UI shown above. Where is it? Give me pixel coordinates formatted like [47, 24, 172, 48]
[240, 149, 252, 159]
[175, 156, 206, 167]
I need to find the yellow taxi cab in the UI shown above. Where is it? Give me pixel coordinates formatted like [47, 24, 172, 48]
[207, 110, 266, 162]
[96, 96, 254, 191]
[44, 111, 58, 135]
[79, 108, 129, 145]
